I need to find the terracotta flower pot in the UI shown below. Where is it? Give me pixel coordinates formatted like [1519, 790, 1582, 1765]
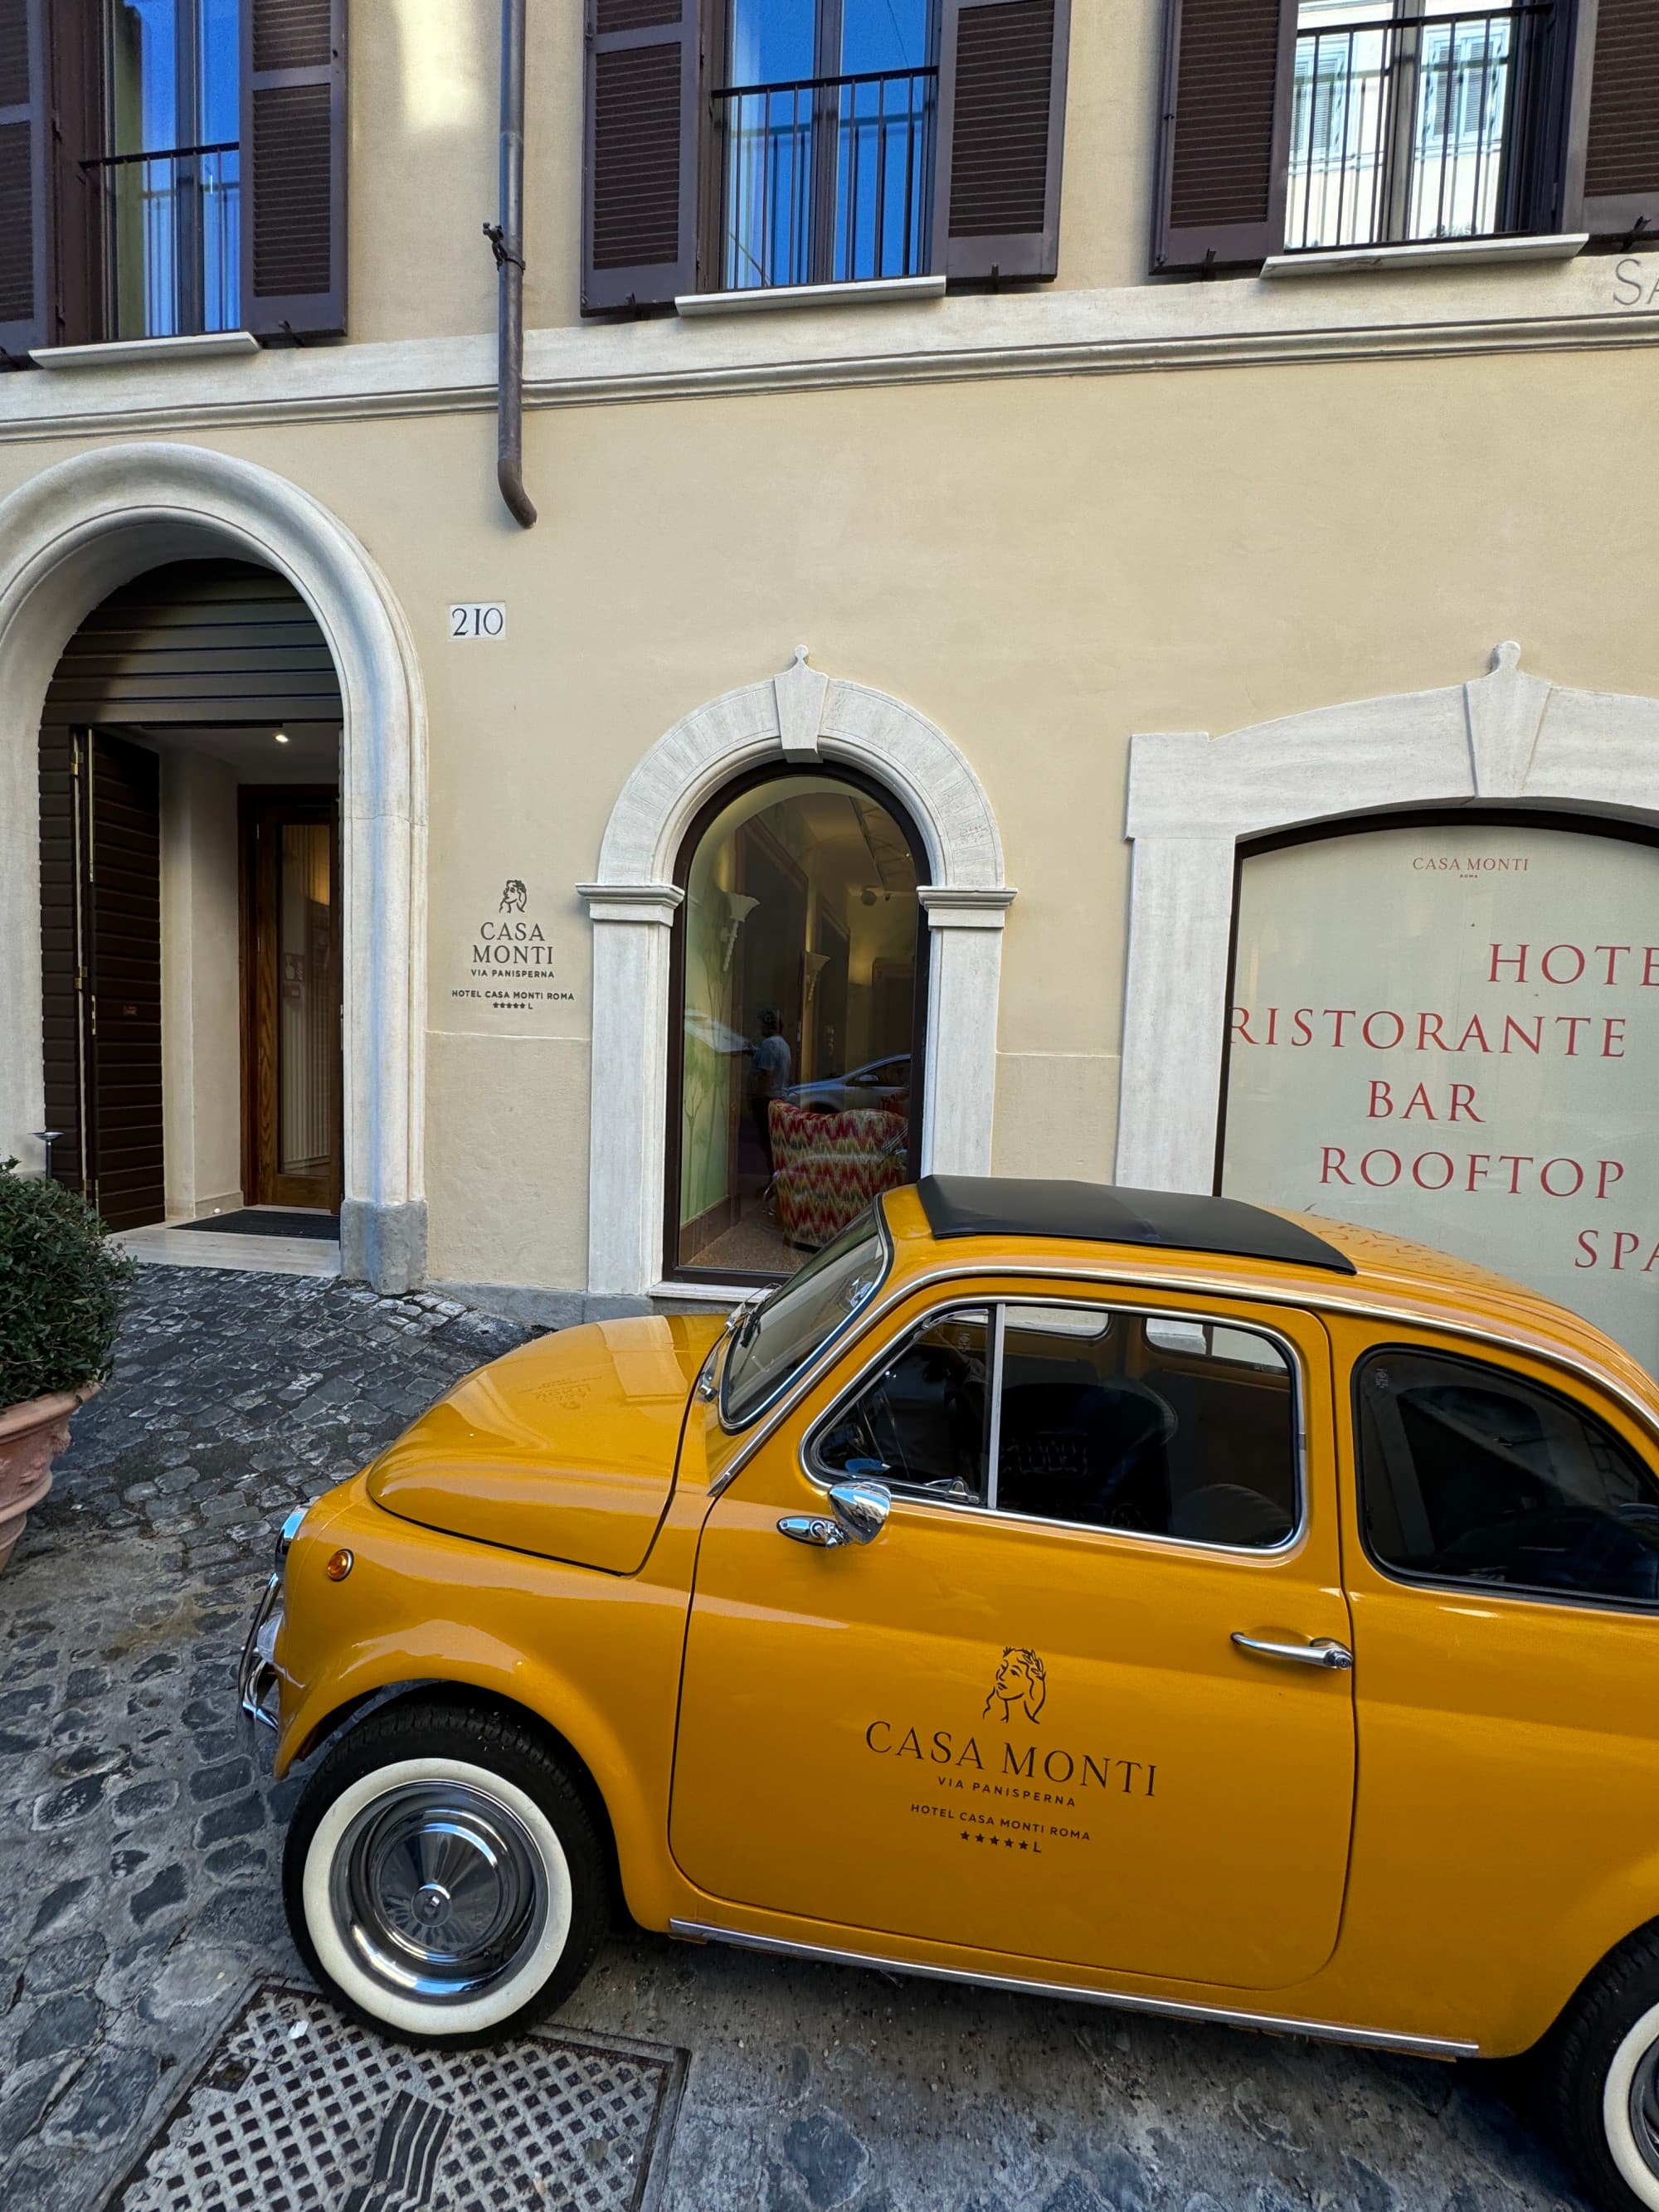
[0, 1384, 95, 1573]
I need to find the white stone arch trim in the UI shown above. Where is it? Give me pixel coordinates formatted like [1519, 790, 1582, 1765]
[1117, 644, 1659, 1197]
[0, 442, 426, 1291]
[579, 654, 1014, 1296]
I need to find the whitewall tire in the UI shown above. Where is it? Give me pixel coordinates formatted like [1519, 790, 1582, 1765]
[283, 1701, 609, 2044]
[1545, 1928, 1659, 2212]
[1603, 2000, 1659, 2210]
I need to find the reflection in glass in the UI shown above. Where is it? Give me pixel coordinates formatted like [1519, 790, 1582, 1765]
[101, 0, 241, 338]
[1287, 0, 1526, 251]
[276, 824, 337, 1179]
[996, 1309, 1297, 1546]
[1358, 1348, 1659, 1605]
[722, 1214, 889, 1427]
[720, 0, 936, 289]
[817, 1309, 991, 1500]
[678, 775, 922, 1278]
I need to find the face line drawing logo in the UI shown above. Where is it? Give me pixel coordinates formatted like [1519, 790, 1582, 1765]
[499, 878, 528, 913]
[984, 1646, 1045, 1725]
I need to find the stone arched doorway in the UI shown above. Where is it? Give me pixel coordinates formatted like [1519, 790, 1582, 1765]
[0, 444, 427, 1292]
[579, 651, 1015, 1299]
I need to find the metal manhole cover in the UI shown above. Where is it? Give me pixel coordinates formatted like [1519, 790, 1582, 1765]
[107, 1984, 687, 2212]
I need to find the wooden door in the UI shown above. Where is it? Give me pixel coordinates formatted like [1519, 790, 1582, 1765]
[242, 793, 342, 1212]
[37, 728, 164, 1229]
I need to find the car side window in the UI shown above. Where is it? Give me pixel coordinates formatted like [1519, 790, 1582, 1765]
[1355, 1347, 1659, 1608]
[995, 1305, 1299, 1548]
[815, 1309, 991, 1503]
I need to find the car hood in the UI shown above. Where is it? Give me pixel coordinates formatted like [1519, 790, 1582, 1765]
[366, 1312, 726, 1573]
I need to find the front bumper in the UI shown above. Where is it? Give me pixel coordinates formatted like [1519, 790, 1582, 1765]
[238, 1505, 306, 1736]
[237, 1570, 284, 1732]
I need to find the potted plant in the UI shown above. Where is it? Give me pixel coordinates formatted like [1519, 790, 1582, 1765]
[0, 1160, 134, 1572]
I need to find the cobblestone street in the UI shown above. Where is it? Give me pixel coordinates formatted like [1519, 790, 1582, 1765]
[0, 1266, 1593, 2211]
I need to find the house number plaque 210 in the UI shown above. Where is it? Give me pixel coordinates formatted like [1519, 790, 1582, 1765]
[450, 603, 507, 639]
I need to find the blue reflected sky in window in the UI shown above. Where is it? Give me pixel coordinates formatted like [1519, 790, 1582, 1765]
[198, 0, 238, 142]
[730, 0, 815, 87]
[840, 0, 931, 75]
[104, 0, 240, 337]
[723, 0, 936, 289]
[108, 0, 180, 154]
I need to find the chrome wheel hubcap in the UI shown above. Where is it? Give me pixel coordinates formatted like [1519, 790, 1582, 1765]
[331, 1781, 547, 2006]
[1630, 2040, 1659, 2180]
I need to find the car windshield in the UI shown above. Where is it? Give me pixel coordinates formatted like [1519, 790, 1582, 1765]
[722, 1210, 890, 1428]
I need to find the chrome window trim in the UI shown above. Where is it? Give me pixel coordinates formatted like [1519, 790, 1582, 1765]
[667, 1921, 1478, 2060]
[1353, 1338, 1659, 1621]
[802, 1300, 995, 1514]
[706, 1251, 1659, 1503]
[717, 1208, 894, 1435]
[797, 1289, 1309, 1560]
[985, 1305, 1006, 1511]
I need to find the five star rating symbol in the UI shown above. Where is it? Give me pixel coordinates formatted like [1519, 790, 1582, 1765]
[959, 1830, 1030, 1849]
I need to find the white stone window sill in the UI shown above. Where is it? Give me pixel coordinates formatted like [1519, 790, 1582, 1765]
[650, 1280, 748, 1305]
[30, 328, 260, 367]
[675, 273, 946, 317]
[1262, 232, 1588, 279]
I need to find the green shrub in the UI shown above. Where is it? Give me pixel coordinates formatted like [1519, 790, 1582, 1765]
[0, 1160, 135, 1408]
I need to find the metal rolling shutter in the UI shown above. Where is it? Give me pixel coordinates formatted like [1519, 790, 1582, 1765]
[43, 561, 343, 726]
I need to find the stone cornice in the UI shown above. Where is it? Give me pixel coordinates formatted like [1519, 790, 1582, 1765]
[0, 253, 1655, 445]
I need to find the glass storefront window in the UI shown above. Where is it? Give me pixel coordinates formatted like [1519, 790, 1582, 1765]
[673, 772, 927, 1281]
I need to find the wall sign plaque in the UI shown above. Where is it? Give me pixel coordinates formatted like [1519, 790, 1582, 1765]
[449, 878, 577, 1023]
[1220, 822, 1659, 1373]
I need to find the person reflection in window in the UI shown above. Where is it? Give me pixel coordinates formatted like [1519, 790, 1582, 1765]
[749, 1006, 792, 1188]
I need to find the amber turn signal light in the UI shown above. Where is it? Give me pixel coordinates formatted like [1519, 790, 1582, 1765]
[324, 1548, 354, 1582]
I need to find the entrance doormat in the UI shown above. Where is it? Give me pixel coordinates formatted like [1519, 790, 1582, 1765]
[105, 1983, 688, 2212]
[179, 1209, 339, 1241]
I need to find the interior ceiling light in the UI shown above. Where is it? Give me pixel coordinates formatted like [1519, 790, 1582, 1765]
[273, 730, 289, 745]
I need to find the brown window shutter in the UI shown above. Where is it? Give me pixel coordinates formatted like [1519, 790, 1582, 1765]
[0, 0, 53, 357]
[241, 0, 348, 338]
[933, 0, 1072, 282]
[582, 0, 700, 314]
[1564, 0, 1659, 241]
[1151, 0, 1297, 272]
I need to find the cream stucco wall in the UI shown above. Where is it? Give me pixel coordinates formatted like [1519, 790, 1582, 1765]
[346, 0, 1165, 346]
[159, 746, 243, 1219]
[3, 308, 1648, 1288]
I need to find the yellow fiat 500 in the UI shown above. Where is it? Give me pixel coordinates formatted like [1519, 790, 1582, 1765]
[243, 1177, 1659, 2212]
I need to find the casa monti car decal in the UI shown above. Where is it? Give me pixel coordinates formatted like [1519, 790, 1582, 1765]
[863, 1649, 1158, 1859]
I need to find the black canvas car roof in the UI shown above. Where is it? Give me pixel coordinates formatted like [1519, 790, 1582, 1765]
[915, 1175, 1358, 1276]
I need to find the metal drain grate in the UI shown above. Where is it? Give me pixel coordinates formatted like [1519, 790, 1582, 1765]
[109, 1984, 687, 2212]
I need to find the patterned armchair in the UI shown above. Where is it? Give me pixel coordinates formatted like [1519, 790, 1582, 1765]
[767, 1101, 908, 1250]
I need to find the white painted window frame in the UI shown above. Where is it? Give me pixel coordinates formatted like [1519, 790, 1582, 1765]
[578, 650, 1015, 1299]
[1117, 644, 1659, 1198]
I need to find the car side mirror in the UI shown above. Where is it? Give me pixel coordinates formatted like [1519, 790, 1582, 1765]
[827, 1480, 890, 1546]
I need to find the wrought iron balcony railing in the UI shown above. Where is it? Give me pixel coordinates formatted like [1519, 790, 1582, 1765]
[1286, 5, 1557, 252]
[83, 141, 241, 341]
[713, 65, 937, 292]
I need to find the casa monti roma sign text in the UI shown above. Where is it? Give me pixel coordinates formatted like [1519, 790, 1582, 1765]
[1220, 824, 1659, 1376]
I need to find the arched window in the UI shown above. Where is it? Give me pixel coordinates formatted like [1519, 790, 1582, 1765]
[667, 768, 930, 1281]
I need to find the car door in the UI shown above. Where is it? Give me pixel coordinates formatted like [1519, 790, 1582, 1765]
[1328, 1318, 1659, 2036]
[671, 1283, 1356, 1991]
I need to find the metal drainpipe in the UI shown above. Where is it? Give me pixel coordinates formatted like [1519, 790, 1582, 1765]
[488, 0, 537, 527]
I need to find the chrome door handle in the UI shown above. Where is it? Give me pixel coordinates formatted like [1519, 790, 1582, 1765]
[779, 1515, 851, 1548]
[1231, 1632, 1354, 1671]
